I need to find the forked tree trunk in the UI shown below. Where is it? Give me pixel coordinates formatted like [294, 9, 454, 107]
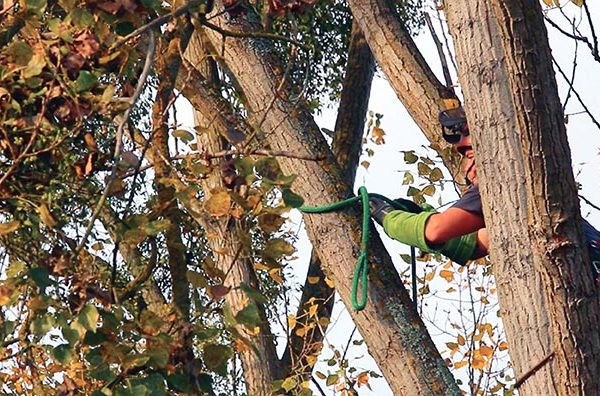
[201, 8, 460, 395]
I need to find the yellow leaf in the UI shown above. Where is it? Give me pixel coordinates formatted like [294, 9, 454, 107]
[315, 371, 326, 380]
[287, 314, 297, 330]
[357, 372, 369, 387]
[439, 269, 454, 282]
[360, 160, 370, 169]
[295, 326, 307, 337]
[424, 271, 435, 282]
[371, 127, 386, 145]
[254, 262, 270, 271]
[443, 260, 453, 269]
[324, 277, 334, 288]
[454, 360, 468, 369]
[480, 296, 490, 304]
[307, 276, 320, 284]
[0, 285, 12, 306]
[269, 268, 283, 284]
[471, 353, 486, 370]
[480, 345, 494, 359]
[0, 221, 20, 235]
[457, 335, 466, 346]
[308, 304, 318, 318]
[204, 189, 231, 217]
[38, 203, 58, 228]
[541, 0, 553, 6]
[571, 0, 584, 6]
[498, 341, 509, 351]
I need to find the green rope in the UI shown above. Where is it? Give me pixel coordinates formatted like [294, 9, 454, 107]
[298, 187, 421, 311]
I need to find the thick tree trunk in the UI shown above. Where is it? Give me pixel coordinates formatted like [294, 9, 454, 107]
[282, 20, 374, 378]
[184, 33, 283, 395]
[446, 0, 600, 393]
[201, 10, 460, 395]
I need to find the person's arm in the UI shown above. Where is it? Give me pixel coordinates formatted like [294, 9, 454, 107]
[424, 207, 484, 246]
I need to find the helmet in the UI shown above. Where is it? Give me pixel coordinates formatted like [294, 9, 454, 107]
[439, 107, 469, 144]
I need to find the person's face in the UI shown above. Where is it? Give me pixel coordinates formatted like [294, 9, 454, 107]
[454, 134, 477, 184]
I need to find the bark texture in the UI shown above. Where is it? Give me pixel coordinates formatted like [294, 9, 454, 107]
[201, 9, 460, 395]
[346, 0, 464, 180]
[447, 0, 600, 393]
[184, 33, 283, 395]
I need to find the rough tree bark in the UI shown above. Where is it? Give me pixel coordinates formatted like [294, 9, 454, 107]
[200, 8, 460, 395]
[446, 0, 600, 393]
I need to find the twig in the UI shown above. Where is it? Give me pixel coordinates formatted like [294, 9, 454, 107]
[202, 148, 325, 162]
[579, 194, 600, 212]
[583, 1, 598, 58]
[74, 31, 156, 255]
[544, 15, 600, 63]
[200, 18, 310, 53]
[311, 376, 327, 396]
[424, 12, 453, 89]
[552, 56, 600, 130]
[514, 351, 554, 389]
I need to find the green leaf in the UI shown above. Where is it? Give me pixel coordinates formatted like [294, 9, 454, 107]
[52, 344, 73, 364]
[148, 348, 169, 368]
[422, 185, 436, 196]
[281, 376, 298, 392]
[235, 303, 261, 327]
[6, 41, 33, 66]
[144, 219, 171, 236]
[31, 314, 55, 336]
[203, 344, 232, 376]
[83, 330, 107, 346]
[402, 171, 414, 186]
[74, 70, 97, 92]
[25, 0, 47, 14]
[29, 267, 52, 288]
[140, 0, 162, 10]
[263, 238, 295, 260]
[255, 157, 281, 181]
[22, 54, 46, 79]
[172, 129, 194, 142]
[406, 186, 420, 197]
[62, 322, 85, 345]
[115, 22, 135, 36]
[417, 161, 431, 176]
[6, 260, 25, 277]
[78, 305, 100, 331]
[403, 151, 418, 164]
[69, 7, 94, 27]
[90, 365, 117, 382]
[282, 188, 304, 208]
[239, 283, 268, 304]
[326, 373, 339, 386]
[166, 372, 192, 392]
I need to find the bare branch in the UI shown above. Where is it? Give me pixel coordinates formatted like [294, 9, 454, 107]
[75, 31, 155, 255]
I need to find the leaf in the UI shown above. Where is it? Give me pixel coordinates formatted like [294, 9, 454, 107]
[208, 284, 230, 300]
[417, 161, 431, 176]
[172, 129, 194, 142]
[287, 314, 297, 330]
[0, 221, 20, 236]
[324, 277, 334, 288]
[403, 151, 418, 164]
[203, 344, 232, 375]
[239, 283, 268, 304]
[204, 189, 231, 217]
[430, 167, 444, 182]
[37, 203, 58, 228]
[357, 372, 370, 388]
[315, 371, 326, 380]
[498, 341, 509, 351]
[326, 373, 339, 386]
[402, 171, 414, 185]
[480, 345, 494, 359]
[281, 376, 298, 392]
[257, 212, 286, 233]
[457, 334, 466, 346]
[6, 41, 33, 66]
[52, 344, 73, 364]
[78, 305, 100, 331]
[424, 271, 435, 282]
[74, 70, 98, 92]
[264, 238, 295, 259]
[29, 267, 52, 288]
[307, 276, 320, 284]
[360, 160, 370, 169]
[26, 0, 47, 14]
[571, 0, 584, 6]
[235, 303, 261, 327]
[453, 360, 468, 369]
[422, 185, 436, 196]
[371, 127, 385, 144]
[282, 188, 304, 208]
[439, 269, 454, 282]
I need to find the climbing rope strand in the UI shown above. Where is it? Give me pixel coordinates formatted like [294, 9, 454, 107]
[298, 187, 420, 311]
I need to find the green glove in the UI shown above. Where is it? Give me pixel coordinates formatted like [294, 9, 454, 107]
[382, 210, 477, 265]
[439, 232, 477, 266]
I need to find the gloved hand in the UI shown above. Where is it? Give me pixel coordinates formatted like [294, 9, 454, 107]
[439, 232, 477, 266]
[369, 197, 396, 226]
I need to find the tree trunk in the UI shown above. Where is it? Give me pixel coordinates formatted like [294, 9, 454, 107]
[346, 0, 464, 180]
[446, 0, 600, 393]
[201, 9, 460, 395]
[184, 33, 283, 395]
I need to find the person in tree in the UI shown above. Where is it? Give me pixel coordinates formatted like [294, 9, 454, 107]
[370, 107, 600, 279]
